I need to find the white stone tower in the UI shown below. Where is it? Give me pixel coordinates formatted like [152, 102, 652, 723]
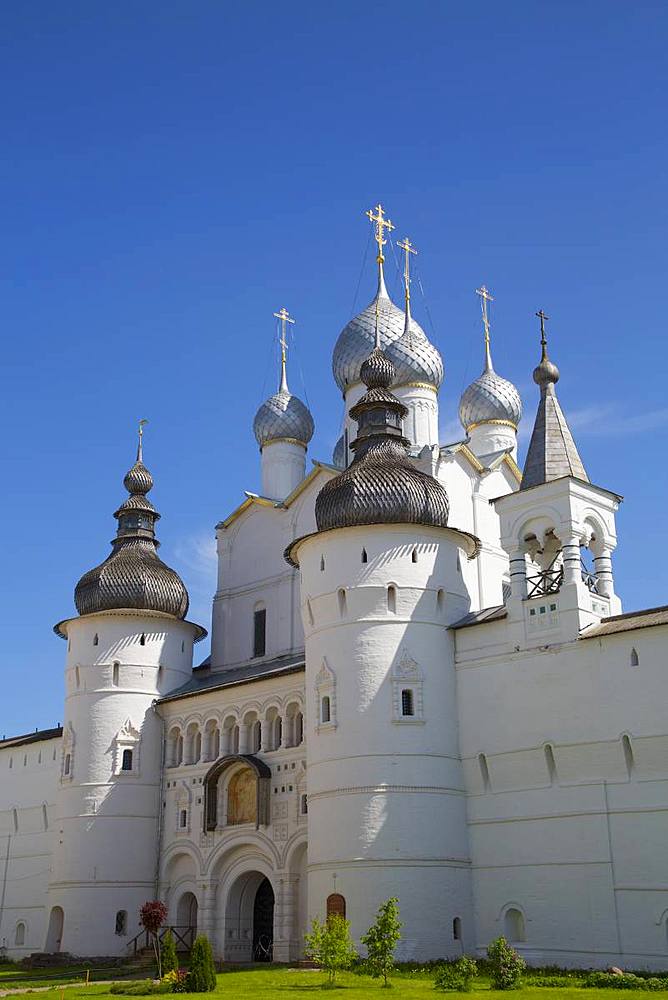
[253, 307, 314, 500]
[331, 205, 443, 460]
[458, 286, 522, 460]
[47, 427, 205, 956]
[287, 339, 478, 959]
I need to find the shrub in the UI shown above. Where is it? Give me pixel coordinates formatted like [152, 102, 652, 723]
[530, 976, 576, 988]
[187, 935, 217, 992]
[161, 930, 178, 976]
[582, 972, 668, 991]
[434, 956, 478, 992]
[361, 897, 403, 987]
[161, 969, 189, 993]
[487, 937, 526, 990]
[305, 914, 357, 986]
[109, 980, 172, 996]
[139, 900, 168, 978]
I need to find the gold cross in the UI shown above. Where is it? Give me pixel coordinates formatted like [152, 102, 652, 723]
[273, 306, 295, 366]
[366, 203, 395, 264]
[536, 309, 549, 347]
[397, 236, 418, 303]
[476, 286, 494, 347]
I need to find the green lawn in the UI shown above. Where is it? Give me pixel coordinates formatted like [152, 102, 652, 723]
[15, 969, 668, 1000]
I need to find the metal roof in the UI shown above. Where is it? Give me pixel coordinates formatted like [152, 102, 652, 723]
[158, 651, 305, 704]
[0, 726, 63, 750]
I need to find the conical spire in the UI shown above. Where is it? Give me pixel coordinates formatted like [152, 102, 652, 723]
[73, 424, 189, 619]
[520, 311, 588, 490]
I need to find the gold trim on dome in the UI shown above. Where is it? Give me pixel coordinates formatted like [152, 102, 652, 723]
[261, 437, 308, 449]
[394, 381, 438, 392]
[466, 418, 518, 433]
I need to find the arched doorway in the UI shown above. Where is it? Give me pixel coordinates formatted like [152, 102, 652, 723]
[224, 871, 275, 963]
[45, 906, 64, 953]
[176, 891, 198, 949]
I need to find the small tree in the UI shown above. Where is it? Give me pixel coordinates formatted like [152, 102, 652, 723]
[187, 934, 217, 992]
[161, 929, 178, 976]
[305, 914, 357, 987]
[361, 897, 402, 987]
[139, 900, 168, 978]
[487, 936, 525, 990]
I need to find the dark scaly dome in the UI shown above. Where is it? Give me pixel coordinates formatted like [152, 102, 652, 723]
[315, 346, 449, 531]
[74, 432, 189, 619]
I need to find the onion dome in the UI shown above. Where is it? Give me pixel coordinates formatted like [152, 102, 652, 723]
[459, 315, 522, 434]
[332, 433, 346, 469]
[253, 319, 314, 449]
[316, 345, 450, 530]
[74, 430, 189, 619]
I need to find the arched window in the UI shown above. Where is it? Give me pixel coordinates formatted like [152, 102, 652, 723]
[387, 585, 397, 614]
[401, 689, 414, 717]
[320, 555, 325, 571]
[504, 907, 525, 943]
[253, 606, 267, 658]
[295, 712, 304, 745]
[252, 720, 262, 753]
[321, 696, 331, 724]
[478, 753, 491, 792]
[121, 749, 133, 771]
[300, 794, 308, 815]
[622, 734, 635, 778]
[42, 804, 49, 831]
[140, 633, 146, 646]
[326, 893, 346, 920]
[544, 744, 557, 785]
[411, 548, 418, 563]
[12, 808, 18, 833]
[115, 910, 128, 936]
[630, 648, 639, 667]
[232, 724, 240, 754]
[75, 665, 80, 688]
[112, 662, 120, 687]
[64, 753, 71, 777]
[362, 548, 368, 563]
[15, 922, 26, 946]
[93, 633, 99, 646]
[337, 589, 347, 617]
[453, 917, 462, 941]
[272, 717, 281, 750]
[437, 589, 445, 612]
[179, 809, 188, 829]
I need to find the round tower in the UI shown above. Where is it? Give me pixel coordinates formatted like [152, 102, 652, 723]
[253, 307, 314, 499]
[48, 427, 206, 957]
[459, 287, 522, 459]
[331, 206, 442, 452]
[287, 345, 477, 960]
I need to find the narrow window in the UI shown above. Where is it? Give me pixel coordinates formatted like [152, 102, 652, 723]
[295, 712, 304, 745]
[8, 757, 12, 769]
[12, 808, 18, 833]
[320, 555, 325, 572]
[253, 608, 267, 658]
[38, 752, 42, 764]
[140, 633, 146, 646]
[15, 922, 25, 946]
[307, 599, 314, 627]
[337, 589, 347, 618]
[504, 907, 525, 943]
[112, 662, 120, 687]
[630, 648, 639, 667]
[401, 689, 414, 717]
[456, 553, 462, 573]
[42, 804, 48, 831]
[23, 755, 27, 767]
[622, 734, 634, 778]
[121, 749, 133, 772]
[321, 696, 331, 724]
[232, 725, 240, 754]
[64, 753, 71, 777]
[93, 633, 98, 647]
[253, 720, 262, 753]
[437, 589, 445, 612]
[478, 753, 491, 792]
[453, 917, 462, 941]
[179, 809, 187, 829]
[75, 665, 80, 689]
[387, 585, 396, 614]
[544, 744, 557, 785]
[181, 640, 185, 653]
[300, 793, 308, 815]
[115, 910, 128, 936]
[361, 548, 368, 564]
[326, 893, 346, 919]
[411, 548, 418, 563]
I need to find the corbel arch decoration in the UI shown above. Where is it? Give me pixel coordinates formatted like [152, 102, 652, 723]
[203, 754, 271, 832]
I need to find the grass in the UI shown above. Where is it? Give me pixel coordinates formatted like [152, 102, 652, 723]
[13, 968, 667, 1000]
[0, 962, 149, 992]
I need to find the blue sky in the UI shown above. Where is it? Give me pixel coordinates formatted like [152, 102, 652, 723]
[2, 1, 667, 734]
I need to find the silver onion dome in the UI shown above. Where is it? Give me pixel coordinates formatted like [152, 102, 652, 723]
[332, 433, 346, 469]
[459, 341, 522, 433]
[73, 439, 189, 620]
[253, 389, 314, 448]
[332, 271, 442, 392]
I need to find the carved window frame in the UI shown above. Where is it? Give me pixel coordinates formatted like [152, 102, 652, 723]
[391, 649, 425, 724]
[113, 719, 141, 777]
[315, 658, 337, 733]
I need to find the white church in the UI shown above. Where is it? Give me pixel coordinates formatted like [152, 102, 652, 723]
[1, 205, 667, 970]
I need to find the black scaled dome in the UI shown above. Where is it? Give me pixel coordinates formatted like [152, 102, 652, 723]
[315, 346, 449, 531]
[74, 434, 189, 619]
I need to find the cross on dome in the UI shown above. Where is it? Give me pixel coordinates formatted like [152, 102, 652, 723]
[273, 306, 295, 393]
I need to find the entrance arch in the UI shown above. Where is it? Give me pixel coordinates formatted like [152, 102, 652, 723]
[176, 891, 198, 947]
[224, 871, 275, 962]
[45, 906, 64, 953]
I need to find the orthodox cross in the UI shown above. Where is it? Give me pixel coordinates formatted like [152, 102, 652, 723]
[476, 285, 494, 350]
[397, 236, 417, 305]
[536, 309, 549, 350]
[273, 306, 295, 392]
[137, 418, 148, 462]
[366, 203, 394, 265]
